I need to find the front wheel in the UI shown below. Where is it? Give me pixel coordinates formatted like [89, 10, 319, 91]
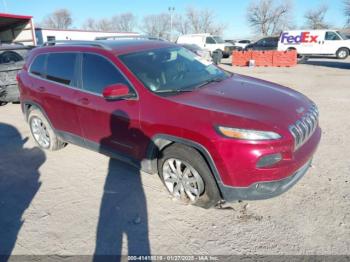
[336, 48, 349, 59]
[158, 143, 221, 208]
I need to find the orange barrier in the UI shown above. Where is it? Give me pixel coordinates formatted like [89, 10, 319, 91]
[232, 51, 252, 66]
[232, 50, 297, 67]
[272, 50, 297, 67]
[252, 51, 274, 67]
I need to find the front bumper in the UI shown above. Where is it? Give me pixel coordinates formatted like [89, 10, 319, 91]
[219, 159, 312, 201]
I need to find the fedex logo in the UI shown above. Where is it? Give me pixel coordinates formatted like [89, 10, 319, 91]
[280, 32, 318, 44]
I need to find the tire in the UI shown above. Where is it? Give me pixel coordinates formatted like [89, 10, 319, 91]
[158, 143, 221, 208]
[297, 54, 308, 64]
[28, 108, 66, 151]
[336, 48, 349, 59]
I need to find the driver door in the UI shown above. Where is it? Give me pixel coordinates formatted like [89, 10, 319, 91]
[75, 52, 141, 159]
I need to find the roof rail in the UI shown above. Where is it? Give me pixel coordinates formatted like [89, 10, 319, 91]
[42, 40, 112, 50]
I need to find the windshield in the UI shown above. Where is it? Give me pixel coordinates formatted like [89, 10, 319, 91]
[212, 36, 225, 43]
[336, 31, 349, 40]
[119, 47, 229, 94]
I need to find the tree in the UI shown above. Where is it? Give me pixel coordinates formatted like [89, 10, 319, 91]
[41, 9, 72, 29]
[83, 13, 137, 32]
[185, 7, 226, 35]
[141, 13, 171, 39]
[246, 0, 293, 36]
[82, 18, 98, 30]
[173, 14, 190, 35]
[345, 0, 350, 27]
[111, 13, 137, 32]
[304, 5, 330, 29]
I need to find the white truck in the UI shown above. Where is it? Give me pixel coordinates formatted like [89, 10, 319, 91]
[278, 29, 350, 62]
[176, 33, 234, 58]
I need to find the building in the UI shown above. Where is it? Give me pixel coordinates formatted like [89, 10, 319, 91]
[35, 28, 140, 45]
[0, 13, 36, 45]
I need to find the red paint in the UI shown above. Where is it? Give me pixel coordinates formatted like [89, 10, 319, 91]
[102, 84, 130, 99]
[18, 42, 321, 188]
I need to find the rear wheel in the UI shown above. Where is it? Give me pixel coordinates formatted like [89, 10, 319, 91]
[28, 108, 66, 151]
[336, 48, 349, 59]
[158, 143, 221, 208]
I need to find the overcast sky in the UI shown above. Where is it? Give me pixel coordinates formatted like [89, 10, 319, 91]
[1, 0, 347, 38]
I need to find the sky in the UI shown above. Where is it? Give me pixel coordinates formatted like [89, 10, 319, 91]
[0, 0, 347, 38]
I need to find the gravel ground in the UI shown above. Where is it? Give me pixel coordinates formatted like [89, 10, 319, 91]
[0, 57, 349, 258]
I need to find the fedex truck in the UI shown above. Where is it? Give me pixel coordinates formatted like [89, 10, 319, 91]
[278, 30, 350, 62]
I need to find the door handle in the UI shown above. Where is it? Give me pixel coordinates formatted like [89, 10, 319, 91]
[78, 97, 89, 105]
[37, 86, 45, 92]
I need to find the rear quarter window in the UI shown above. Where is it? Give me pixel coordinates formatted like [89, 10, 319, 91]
[30, 54, 46, 77]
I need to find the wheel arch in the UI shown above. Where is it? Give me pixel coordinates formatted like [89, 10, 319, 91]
[337, 46, 350, 53]
[22, 100, 52, 127]
[145, 134, 224, 196]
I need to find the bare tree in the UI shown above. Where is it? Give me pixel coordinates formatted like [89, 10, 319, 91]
[173, 14, 190, 35]
[41, 9, 73, 29]
[304, 5, 330, 29]
[185, 7, 226, 35]
[141, 13, 171, 39]
[345, 0, 350, 27]
[246, 0, 293, 36]
[111, 13, 137, 32]
[82, 18, 97, 30]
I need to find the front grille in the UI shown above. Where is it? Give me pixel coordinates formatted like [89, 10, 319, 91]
[289, 105, 319, 151]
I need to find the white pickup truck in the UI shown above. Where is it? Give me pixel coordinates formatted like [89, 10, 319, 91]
[278, 30, 350, 61]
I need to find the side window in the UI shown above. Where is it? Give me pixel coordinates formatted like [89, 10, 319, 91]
[47, 36, 56, 42]
[82, 53, 129, 94]
[30, 54, 46, 77]
[46, 53, 77, 86]
[325, 32, 341, 41]
[257, 39, 267, 46]
[205, 37, 216, 44]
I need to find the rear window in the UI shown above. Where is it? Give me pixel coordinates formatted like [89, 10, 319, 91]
[46, 53, 77, 86]
[30, 54, 46, 77]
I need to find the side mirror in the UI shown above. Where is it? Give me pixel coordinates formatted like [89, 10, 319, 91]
[102, 83, 134, 101]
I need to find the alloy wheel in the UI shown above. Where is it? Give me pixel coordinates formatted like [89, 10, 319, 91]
[30, 117, 51, 148]
[162, 158, 205, 202]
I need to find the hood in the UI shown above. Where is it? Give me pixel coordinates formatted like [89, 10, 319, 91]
[166, 74, 313, 130]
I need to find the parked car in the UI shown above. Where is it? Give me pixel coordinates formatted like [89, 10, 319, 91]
[245, 37, 279, 51]
[18, 40, 321, 208]
[176, 34, 235, 58]
[0, 43, 31, 105]
[278, 29, 350, 62]
[234, 39, 251, 49]
[178, 44, 212, 62]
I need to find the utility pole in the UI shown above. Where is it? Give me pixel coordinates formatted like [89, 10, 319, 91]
[168, 6, 175, 42]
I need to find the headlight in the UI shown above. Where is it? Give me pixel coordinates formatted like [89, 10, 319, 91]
[216, 126, 281, 140]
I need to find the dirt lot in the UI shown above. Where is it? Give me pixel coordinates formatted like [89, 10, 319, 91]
[0, 58, 349, 257]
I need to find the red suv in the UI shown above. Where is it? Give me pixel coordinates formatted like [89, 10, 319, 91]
[18, 40, 321, 208]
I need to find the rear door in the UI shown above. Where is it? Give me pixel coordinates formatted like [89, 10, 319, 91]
[29, 52, 82, 137]
[75, 52, 141, 159]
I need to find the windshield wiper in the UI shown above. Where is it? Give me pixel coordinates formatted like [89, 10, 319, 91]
[192, 76, 226, 90]
[154, 89, 194, 94]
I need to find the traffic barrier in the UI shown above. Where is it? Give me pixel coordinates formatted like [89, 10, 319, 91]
[272, 50, 297, 67]
[231, 50, 297, 67]
[251, 51, 274, 67]
[232, 51, 252, 66]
